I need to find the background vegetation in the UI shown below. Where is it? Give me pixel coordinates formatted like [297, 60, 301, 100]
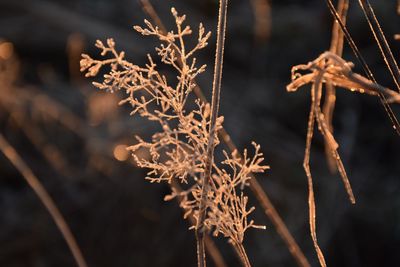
[0, 0, 399, 266]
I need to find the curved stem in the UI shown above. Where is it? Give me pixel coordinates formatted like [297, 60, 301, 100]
[0, 133, 88, 267]
[233, 242, 251, 267]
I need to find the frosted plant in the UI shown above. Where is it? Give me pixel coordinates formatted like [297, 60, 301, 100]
[287, 50, 400, 267]
[292, 2, 400, 266]
[81, 6, 267, 266]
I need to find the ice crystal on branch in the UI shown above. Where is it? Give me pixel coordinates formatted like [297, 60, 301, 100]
[81, 8, 268, 245]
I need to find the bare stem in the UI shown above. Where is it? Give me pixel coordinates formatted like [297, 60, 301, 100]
[357, 0, 400, 92]
[233, 242, 252, 267]
[325, 0, 400, 135]
[324, 0, 348, 173]
[0, 133, 88, 267]
[196, 1, 229, 266]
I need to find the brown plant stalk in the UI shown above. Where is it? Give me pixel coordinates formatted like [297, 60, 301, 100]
[0, 133, 88, 267]
[325, 0, 400, 135]
[196, 0, 228, 266]
[323, 0, 348, 173]
[357, 0, 400, 92]
[288, 2, 400, 265]
[171, 180, 228, 267]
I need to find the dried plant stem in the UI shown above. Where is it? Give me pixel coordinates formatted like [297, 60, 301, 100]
[9, 111, 72, 176]
[196, 1, 229, 266]
[171, 180, 228, 267]
[329, 0, 348, 56]
[323, 0, 348, 173]
[232, 242, 251, 267]
[203, 236, 228, 267]
[138, 1, 310, 266]
[0, 133, 88, 267]
[325, 0, 400, 135]
[304, 72, 328, 267]
[357, 0, 400, 92]
[221, 127, 310, 267]
[249, 0, 271, 43]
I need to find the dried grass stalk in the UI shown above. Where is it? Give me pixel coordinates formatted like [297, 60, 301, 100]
[325, 0, 400, 135]
[289, 2, 400, 265]
[357, 0, 400, 92]
[196, 0, 229, 266]
[323, 0, 348, 173]
[0, 133, 88, 267]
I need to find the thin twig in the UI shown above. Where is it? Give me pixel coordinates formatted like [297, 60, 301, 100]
[171, 180, 228, 267]
[357, 0, 400, 92]
[325, 0, 400, 136]
[324, 0, 348, 173]
[197, 1, 229, 266]
[0, 133, 88, 267]
[233, 242, 251, 267]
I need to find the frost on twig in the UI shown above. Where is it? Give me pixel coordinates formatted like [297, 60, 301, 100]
[286, 51, 396, 207]
[287, 50, 400, 266]
[288, 52, 400, 103]
[81, 7, 268, 246]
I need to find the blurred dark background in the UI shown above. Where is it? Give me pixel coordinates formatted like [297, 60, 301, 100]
[0, 0, 399, 266]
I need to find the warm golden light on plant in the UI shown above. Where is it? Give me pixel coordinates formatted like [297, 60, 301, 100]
[0, 41, 14, 60]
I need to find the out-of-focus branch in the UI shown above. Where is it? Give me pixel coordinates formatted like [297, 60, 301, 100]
[0, 133, 88, 267]
[249, 0, 271, 43]
[0, 0, 146, 55]
[396, 0, 400, 40]
[323, 0, 348, 173]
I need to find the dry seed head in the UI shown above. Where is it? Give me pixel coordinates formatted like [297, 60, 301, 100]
[81, 8, 268, 245]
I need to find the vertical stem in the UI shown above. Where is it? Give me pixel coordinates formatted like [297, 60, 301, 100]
[233, 242, 252, 267]
[196, 1, 229, 267]
[323, 0, 348, 173]
[325, 0, 400, 136]
[357, 0, 400, 92]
